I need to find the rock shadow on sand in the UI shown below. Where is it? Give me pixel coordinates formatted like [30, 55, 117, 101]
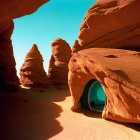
[106, 120, 140, 132]
[25, 87, 71, 102]
[80, 107, 102, 119]
[0, 89, 63, 140]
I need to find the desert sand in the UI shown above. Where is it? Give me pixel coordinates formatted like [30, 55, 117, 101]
[0, 87, 139, 140]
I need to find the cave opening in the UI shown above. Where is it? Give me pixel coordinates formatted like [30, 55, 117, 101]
[80, 79, 106, 113]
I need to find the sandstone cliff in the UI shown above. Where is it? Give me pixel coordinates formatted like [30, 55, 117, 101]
[0, 20, 19, 91]
[78, 0, 140, 51]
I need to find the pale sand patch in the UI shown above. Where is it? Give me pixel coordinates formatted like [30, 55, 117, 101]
[0, 87, 139, 140]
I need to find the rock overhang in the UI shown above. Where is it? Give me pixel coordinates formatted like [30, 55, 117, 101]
[68, 48, 140, 123]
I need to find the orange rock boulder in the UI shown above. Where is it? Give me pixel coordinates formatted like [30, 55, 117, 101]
[20, 44, 48, 88]
[0, 20, 19, 91]
[79, 0, 140, 51]
[48, 38, 72, 89]
[68, 48, 140, 123]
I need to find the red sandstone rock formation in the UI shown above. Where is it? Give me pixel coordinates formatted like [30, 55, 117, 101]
[0, 0, 49, 91]
[78, 0, 140, 51]
[68, 48, 140, 123]
[20, 44, 48, 88]
[72, 40, 81, 53]
[0, 0, 49, 34]
[0, 0, 49, 23]
[48, 38, 72, 89]
[69, 0, 140, 123]
[0, 20, 19, 91]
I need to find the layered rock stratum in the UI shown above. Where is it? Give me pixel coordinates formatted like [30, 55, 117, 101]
[78, 0, 140, 51]
[20, 44, 48, 88]
[48, 38, 72, 89]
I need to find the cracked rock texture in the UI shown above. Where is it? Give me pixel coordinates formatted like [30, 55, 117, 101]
[79, 0, 140, 51]
[20, 44, 48, 88]
[68, 48, 140, 123]
[0, 20, 19, 91]
[48, 38, 72, 89]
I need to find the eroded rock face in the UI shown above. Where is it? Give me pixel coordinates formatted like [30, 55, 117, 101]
[0, 0, 49, 23]
[20, 44, 48, 88]
[72, 40, 81, 53]
[0, 0, 49, 35]
[78, 0, 140, 51]
[68, 48, 140, 123]
[48, 38, 72, 89]
[0, 0, 49, 91]
[0, 20, 19, 91]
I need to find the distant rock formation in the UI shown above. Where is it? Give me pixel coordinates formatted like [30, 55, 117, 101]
[68, 48, 140, 123]
[0, 0, 49, 92]
[72, 40, 81, 53]
[20, 44, 48, 88]
[0, 20, 19, 91]
[79, 0, 140, 51]
[48, 38, 72, 89]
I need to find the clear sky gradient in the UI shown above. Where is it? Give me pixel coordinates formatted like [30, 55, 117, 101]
[12, 0, 97, 76]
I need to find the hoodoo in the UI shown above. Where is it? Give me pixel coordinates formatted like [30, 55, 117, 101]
[20, 44, 48, 88]
[0, 0, 49, 91]
[48, 38, 72, 89]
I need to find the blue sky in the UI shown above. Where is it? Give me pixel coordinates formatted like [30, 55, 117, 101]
[12, 0, 97, 76]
